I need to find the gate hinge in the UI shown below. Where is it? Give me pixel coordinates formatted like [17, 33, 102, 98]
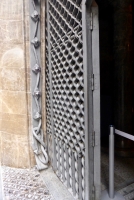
[90, 12, 93, 30]
[91, 74, 94, 91]
[92, 185, 95, 200]
[92, 131, 95, 147]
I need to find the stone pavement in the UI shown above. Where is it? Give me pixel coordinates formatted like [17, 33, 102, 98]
[1, 166, 74, 200]
[101, 151, 134, 200]
[1, 163, 134, 200]
[1, 166, 54, 200]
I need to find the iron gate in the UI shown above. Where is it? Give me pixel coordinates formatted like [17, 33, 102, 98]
[45, 0, 95, 199]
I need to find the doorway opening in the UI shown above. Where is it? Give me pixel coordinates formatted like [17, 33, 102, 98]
[97, 1, 134, 197]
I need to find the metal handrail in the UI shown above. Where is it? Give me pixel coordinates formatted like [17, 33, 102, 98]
[115, 129, 134, 141]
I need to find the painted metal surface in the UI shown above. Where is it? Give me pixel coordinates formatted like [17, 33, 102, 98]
[45, 0, 100, 199]
[101, 126, 125, 200]
[91, 2, 101, 200]
[29, 0, 48, 170]
[82, 1, 94, 199]
[115, 129, 134, 141]
[45, 0, 91, 199]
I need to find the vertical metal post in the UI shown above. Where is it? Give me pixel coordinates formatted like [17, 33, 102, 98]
[109, 125, 115, 199]
[82, 1, 93, 199]
[101, 125, 125, 200]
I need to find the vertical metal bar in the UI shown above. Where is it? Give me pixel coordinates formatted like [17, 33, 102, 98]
[72, 152, 76, 196]
[101, 128, 125, 200]
[82, 0, 94, 199]
[74, 153, 79, 198]
[66, 147, 70, 189]
[30, 0, 49, 170]
[59, 140, 62, 179]
[57, 139, 61, 177]
[78, 157, 82, 200]
[29, 1, 40, 135]
[91, 2, 101, 199]
[109, 125, 115, 199]
[68, 147, 73, 193]
[46, 0, 56, 170]
[61, 143, 65, 183]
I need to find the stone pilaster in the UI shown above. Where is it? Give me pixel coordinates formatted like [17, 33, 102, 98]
[0, 0, 36, 168]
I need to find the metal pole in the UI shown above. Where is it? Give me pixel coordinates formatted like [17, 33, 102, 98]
[101, 125, 125, 200]
[109, 125, 115, 198]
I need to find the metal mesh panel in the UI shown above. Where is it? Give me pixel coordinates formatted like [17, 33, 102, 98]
[46, 0, 86, 199]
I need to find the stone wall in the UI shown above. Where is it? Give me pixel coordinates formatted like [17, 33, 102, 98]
[0, 0, 38, 168]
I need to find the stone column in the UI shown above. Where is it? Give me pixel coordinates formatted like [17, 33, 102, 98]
[0, 0, 36, 168]
[113, 0, 134, 150]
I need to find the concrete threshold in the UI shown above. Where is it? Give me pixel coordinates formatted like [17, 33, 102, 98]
[40, 167, 74, 200]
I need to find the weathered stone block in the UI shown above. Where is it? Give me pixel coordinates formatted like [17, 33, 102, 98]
[0, 47, 24, 68]
[1, 132, 30, 168]
[1, 68, 25, 91]
[0, 113, 28, 135]
[1, 91, 27, 115]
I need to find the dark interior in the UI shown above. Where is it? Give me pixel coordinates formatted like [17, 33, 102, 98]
[99, 4, 114, 145]
[96, 1, 134, 146]
[97, 0, 134, 195]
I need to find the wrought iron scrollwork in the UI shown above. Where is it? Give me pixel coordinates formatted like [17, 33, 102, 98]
[30, 0, 48, 170]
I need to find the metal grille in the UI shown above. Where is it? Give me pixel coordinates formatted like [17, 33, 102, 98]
[46, 0, 86, 199]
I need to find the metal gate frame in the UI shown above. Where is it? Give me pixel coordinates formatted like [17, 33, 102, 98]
[82, 0, 94, 199]
[83, 1, 100, 199]
[91, 1, 101, 199]
[45, 0, 100, 199]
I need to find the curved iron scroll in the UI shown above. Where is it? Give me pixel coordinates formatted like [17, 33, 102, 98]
[30, 0, 48, 170]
